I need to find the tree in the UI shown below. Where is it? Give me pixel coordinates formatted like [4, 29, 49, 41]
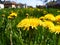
[41, 0, 56, 2]
[46, 1, 56, 6]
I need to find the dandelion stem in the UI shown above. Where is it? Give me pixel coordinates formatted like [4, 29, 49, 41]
[10, 20, 13, 45]
[10, 30, 13, 45]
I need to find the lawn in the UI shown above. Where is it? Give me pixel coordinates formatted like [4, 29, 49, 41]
[0, 8, 60, 45]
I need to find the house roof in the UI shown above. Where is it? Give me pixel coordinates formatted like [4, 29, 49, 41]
[0, 1, 25, 6]
[17, 3, 25, 6]
[4, 1, 16, 5]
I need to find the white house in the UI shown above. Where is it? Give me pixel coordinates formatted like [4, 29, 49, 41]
[12, 5, 16, 8]
[16, 3, 26, 8]
[0, 0, 26, 8]
[0, 2, 4, 9]
[4, 1, 16, 8]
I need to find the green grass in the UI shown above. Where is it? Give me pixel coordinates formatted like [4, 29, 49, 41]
[0, 8, 60, 45]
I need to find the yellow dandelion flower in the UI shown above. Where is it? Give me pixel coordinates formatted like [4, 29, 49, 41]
[26, 13, 29, 18]
[42, 21, 54, 29]
[26, 13, 29, 16]
[29, 8, 34, 11]
[55, 15, 60, 22]
[39, 16, 45, 20]
[43, 10, 48, 14]
[17, 18, 43, 30]
[2, 14, 5, 17]
[42, 20, 55, 33]
[37, 9, 40, 11]
[8, 16, 13, 19]
[54, 25, 60, 34]
[57, 10, 60, 12]
[49, 26, 55, 33]
[44, 14, 55, 21]
[10, 12, 17, 17]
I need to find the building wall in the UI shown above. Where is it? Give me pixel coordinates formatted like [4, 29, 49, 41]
[12, 5, 16, 8]
[0, 4, 4, 9]
[17, 6, 20, 8]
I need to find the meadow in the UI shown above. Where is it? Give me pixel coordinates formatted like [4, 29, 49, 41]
[0, 8, 60, 45]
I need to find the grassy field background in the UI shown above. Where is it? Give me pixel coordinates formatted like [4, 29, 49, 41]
[0, 8, 60, 45]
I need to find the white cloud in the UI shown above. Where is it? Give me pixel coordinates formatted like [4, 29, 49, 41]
[25, 0, 45, 7]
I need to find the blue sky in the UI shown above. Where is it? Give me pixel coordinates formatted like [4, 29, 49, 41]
[2, 0, 51, 7]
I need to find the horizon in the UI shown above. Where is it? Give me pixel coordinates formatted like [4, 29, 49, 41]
[1, 0, 51, 7]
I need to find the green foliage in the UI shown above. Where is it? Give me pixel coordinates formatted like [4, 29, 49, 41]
[0, 8, 60, 45]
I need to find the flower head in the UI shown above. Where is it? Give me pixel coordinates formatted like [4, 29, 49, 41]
[8, 16, 13, 19]
[54, 25, 60, 34]
[43, 21, 54, 29]
[43, 10, 48, 14]
[39, 16, 45, 20]
[42, 20, 55, 33]
[10, 12, 17, 17]
[55, 15, 60, 22]
[17, 18, 42, 30]
[57, 10, 60, 12]
[26, 13, 29, 18]
[2, 14, 5, 17]
[37, 8, 40, 11]
[44, 14, 55, 21]
[8, 12, 17, 19]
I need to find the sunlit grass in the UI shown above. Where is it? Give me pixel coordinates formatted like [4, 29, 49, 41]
[0, 8, 60, 45]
